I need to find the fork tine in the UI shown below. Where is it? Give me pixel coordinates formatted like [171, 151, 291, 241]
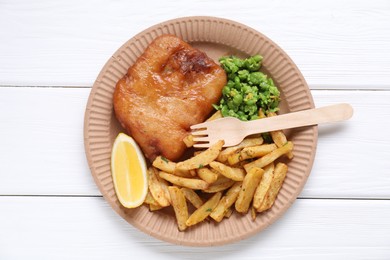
[191, 136, 211, 143]
[193, 143, 211, 148]
[190, 122, 207, 130]
[191, 130, 208, 136]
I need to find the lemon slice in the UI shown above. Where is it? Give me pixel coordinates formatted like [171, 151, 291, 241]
[111, 133, 148, 208]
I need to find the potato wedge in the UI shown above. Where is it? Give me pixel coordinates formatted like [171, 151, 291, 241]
[175, 140, 224, 171]
[217, 137, 263, 163]
[153, 156, 192, 177]
[152, 155, 176, 173]
[251, 206, 257, 221]
[268, 112, 293, 159]
[224, 207, 233, 218]
[149, 203, 163, 211]
[244, 141, 293, 173]
[147, 167, 170, 207]
[183, 134, 195, 148]
[202, 175, 235, 193]
[257, 162, 288, 212]
[159, 171, 209, 190]
[168, 186, 188, 231]
[186, 192, 222, 227]
[209, 161, 245, 181]
[235, 167, 264, 213]
[157, 173, 172, 204]
[181, 187, 203, 208]
[227, 143, 277, 165]
[197, 167, 219, 184]
[209, 182, 242, 222]
[253, 163, 275, 209]
[144, 191, 161, 207]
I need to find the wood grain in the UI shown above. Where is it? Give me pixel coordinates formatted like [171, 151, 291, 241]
[0, 196, 389, 259]
[0, 0, 389, 88]
[0, 88, 389, 198]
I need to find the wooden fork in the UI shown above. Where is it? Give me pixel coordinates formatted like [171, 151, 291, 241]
[190, 103, 353, 148]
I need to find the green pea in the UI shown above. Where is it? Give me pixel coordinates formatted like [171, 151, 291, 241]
[232, 93, 243, 105]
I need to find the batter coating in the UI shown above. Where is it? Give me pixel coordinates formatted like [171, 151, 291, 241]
[113, 35, 226, 161]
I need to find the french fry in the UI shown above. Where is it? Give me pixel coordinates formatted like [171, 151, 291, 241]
[159, 171, 209, 190]
[227, 143, 277, 165]
[143, 109, 294, 230]
[252, 163, 275, 209]
[251, 206, 257, 221]
[210, 182, 242, 222]
[149, 204, 163, 211]
[235, 167, 264, 213]
[173, 169, 195, 178]
[197, 167, 219, 184]
[206, 110, 222, 121]
[152, 156, 176, 173]
[147, 167, 170, 207]
[203, 175, 235, 193]
[224, 207, 233, 218]
[181, 187, 203, 208]
[175, 140, 224, 171]
[183, 134, 195, 148]
[244, 141, 293, 173]
[168, 186, 188, 231]
[271, 131, 294, 159]
[144, 191, 161, 207]
[186, 192, 222, 227]
[257, 163, 288, 212]
[153, 156, 193, 177]
[209, 161, 245, 181]
[217, 137, 263, 163]
[268, 112, 293, 159]
[158, 173, 172, 204]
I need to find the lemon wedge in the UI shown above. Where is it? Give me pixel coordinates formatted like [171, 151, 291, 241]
[111, 133, 148, 208]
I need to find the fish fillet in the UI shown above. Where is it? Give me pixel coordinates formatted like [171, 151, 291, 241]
[113, 35, 226, 162]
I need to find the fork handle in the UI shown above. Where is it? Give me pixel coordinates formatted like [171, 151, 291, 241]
[243, 103, 353, 136]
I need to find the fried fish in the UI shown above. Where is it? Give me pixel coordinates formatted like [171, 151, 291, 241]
[113, 35, 226, 162]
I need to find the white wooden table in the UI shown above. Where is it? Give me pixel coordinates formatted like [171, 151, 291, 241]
[1, 0, 390, 259]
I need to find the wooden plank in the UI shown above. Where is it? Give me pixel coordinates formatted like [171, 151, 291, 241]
[0, 87, 389, 198]
[0, 197, 389, 259]
[0, 87, 99, 195]
[0, 0, 389, 88]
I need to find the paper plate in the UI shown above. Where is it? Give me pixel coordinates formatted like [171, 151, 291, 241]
[84, 16, 317, 246]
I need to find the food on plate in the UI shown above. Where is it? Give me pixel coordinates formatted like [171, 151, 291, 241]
[209, 161, 245, 181]
[113, 34, 227, 162]
[213, 55, 280, 121]
[216, 137, 264, 163]
[209, 182, 242, 222]
[159, 171, 209, 190]
[256, 162, 288, 212]
[147, 167, 171, 207]
[110, 133, 148, 208]
[175, 140, 224, 171]
[111, 38, 292, 230]
[244, 141, 293, 173]
[168, 186, 188, 231]
[186, 192, 222, 227]
[227, 143, 277, 165]
[180, 187, 204, 209]
[196, 167, 219, 184]
[252, 163, 275, 209]
[268, 111, 294, 159]
[235, 167, 264, 213]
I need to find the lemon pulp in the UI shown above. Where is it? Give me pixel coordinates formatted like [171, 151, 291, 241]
[111, 133, 147, 208]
